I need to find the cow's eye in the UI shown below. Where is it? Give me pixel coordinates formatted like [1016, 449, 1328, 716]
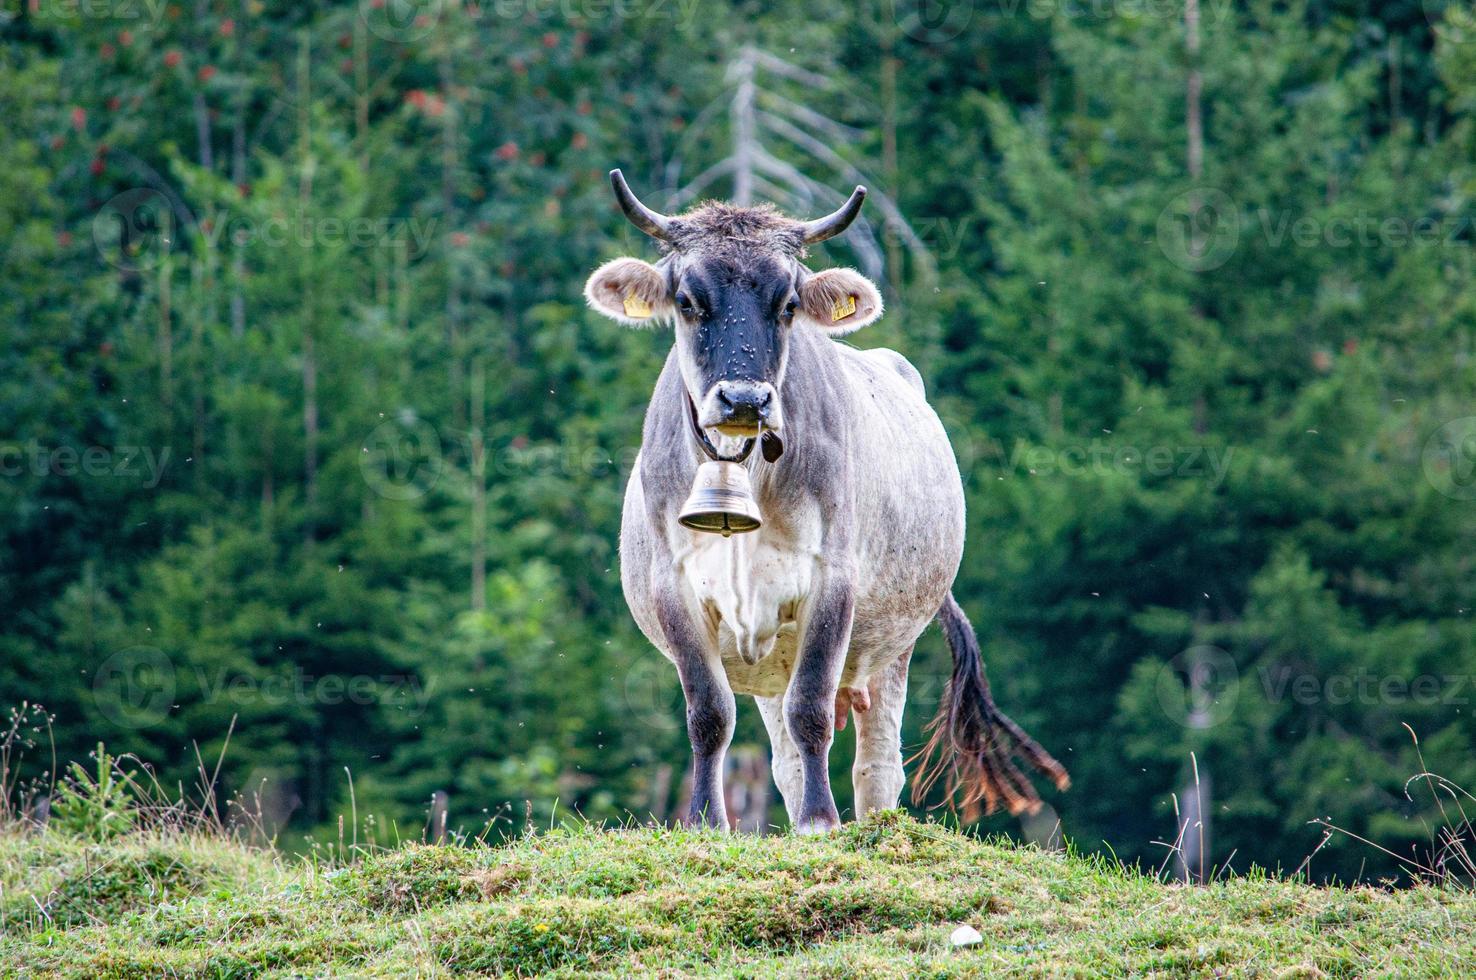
[676, 293, 697, 317]
[781, 298, 798, 322]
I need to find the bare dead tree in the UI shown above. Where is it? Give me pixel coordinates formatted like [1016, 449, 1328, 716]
[1174, 0, 1214, 887]
[660, 46, 933, 287]
[427, 790, 449, 844]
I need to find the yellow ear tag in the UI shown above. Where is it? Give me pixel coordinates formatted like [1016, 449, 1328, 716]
[831, 294, 857, 322]
[622, 292, 653, 319]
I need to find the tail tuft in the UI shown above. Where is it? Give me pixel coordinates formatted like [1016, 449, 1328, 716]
[909, 593, 1069, 820]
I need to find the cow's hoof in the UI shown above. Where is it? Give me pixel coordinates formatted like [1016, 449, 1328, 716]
[794, 815, 841, 835]
[684, 813, 729, 832]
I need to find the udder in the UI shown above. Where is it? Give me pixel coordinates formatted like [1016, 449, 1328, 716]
[719, 617, 799, 697]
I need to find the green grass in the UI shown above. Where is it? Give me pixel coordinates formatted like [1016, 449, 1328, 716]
[2, 811, 1472, 978]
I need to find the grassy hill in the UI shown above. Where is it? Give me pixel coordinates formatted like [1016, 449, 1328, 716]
[2, 811, 1472, 978]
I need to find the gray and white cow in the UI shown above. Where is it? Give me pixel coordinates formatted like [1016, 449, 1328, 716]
[586, 170, 1068, 832]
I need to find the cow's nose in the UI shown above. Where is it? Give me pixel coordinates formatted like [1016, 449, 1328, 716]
[717, 383, 772, 418]
[701, 381, 778, 433]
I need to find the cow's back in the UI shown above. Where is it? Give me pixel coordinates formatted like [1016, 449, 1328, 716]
[831, 344, 965, 676]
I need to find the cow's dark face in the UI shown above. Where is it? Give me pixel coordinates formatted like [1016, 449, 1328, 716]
[584, 173, 884, 440]
[586, 247, 883, 438]
[671, 252, 796, 437]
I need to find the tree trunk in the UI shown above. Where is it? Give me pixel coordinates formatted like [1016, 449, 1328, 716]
[355, 12, 371, 174]
[229, 0, 248, 338]
[303, 328, 318, 525]
[427, 790, 449, 844]
[1186, 0, 1202, 183]
[1175, 758, 1212, 884]
[439, 21, 464, 429]
[731, 47, 756, 205]
[880, 31, 902, 282]
[469, 356, 487, 611]
[158, 257, 173, 408]
[297, 37, 318, 535]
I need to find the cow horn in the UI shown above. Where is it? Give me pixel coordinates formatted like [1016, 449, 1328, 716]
[800, 186, 867, 244]
[609, 169, 673, 241]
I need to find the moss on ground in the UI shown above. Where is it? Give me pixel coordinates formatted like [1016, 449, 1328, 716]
[2, 811, 1471, 978]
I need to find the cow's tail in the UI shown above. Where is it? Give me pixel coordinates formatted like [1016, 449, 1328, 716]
[909, 593, 1070, 819]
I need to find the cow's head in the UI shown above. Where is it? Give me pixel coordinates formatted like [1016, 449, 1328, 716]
[584, 170, 883, 438]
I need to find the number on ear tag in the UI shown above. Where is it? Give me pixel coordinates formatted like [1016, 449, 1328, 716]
[831, 294, 857, 321]
[623, 292, 653, 319]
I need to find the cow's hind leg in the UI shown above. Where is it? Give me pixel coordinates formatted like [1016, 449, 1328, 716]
[852, 648, 910, 816]
[757, 694, 803, 825]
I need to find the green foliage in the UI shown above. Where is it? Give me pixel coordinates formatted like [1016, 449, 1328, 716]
[2, 0, 1474, 886]
[49, 745, 135, 842]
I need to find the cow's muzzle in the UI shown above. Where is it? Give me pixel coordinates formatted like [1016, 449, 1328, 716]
[699, 381, 780, 437]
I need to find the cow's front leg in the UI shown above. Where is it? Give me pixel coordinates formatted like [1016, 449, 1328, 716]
[680, 650, 736, 828]
[785, 578, 854, 833]
[656, 586, 735, 829]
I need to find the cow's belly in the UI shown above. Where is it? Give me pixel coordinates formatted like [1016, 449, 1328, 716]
[678, 531, 947, 699]
[679, 532, 814, 697]
[716, 607, 939, 698]
[717, 616, 933, 698]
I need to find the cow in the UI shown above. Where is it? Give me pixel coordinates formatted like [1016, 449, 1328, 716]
[586, 170, 1068, 832]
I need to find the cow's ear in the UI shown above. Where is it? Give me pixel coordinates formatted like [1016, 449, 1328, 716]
[584, 257, 671, 326]
[796, 267, 883, 336]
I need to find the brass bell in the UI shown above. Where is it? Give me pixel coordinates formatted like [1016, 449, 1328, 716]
[677, 460, 763, 537]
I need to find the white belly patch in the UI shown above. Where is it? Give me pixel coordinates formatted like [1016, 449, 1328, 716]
[678, 532, 815, 697]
